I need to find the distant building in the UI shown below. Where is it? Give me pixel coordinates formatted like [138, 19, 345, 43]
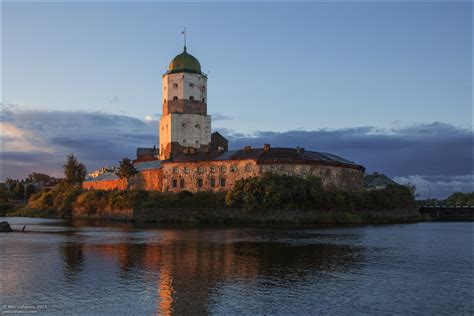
[87, 165, 118, 179]
[84, 46, 366, 192]
[364, 172, 398, 190]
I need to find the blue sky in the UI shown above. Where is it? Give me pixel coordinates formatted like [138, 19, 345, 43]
[1, 1, 472, 198]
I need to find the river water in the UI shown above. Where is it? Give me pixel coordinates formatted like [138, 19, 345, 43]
[0, 217, 472, 315]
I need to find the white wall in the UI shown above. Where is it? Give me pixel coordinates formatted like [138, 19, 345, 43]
[160, 113, 211, 149]
[162, 73, 207, 103]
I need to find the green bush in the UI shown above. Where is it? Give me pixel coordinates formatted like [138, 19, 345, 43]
[226, 173, 415, 211]
[23, 173, 416, 218]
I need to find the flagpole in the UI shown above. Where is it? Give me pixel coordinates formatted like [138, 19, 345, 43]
[184, 27, 186, 50]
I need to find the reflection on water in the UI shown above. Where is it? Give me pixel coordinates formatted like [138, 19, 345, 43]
[1, 218, 472, 315]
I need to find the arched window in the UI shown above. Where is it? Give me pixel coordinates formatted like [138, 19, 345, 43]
[189, 83, 194, 88]
[189, 96, 195, 101]
[173, 83, 178, 88]
[173, 96, 178, 100]
[202, 98, 206, 103]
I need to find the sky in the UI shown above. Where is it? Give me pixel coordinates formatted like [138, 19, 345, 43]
[1, 1, 472, 198]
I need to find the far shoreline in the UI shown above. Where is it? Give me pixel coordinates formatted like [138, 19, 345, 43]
[4, 206, 423, 226]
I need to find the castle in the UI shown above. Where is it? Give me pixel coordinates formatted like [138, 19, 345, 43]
[83, 46, 365, 192]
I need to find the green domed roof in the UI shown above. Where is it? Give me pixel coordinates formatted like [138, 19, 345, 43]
[168, 47, 201, 74]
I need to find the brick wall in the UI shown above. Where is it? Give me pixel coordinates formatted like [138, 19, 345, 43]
[83, 178, 127, 190]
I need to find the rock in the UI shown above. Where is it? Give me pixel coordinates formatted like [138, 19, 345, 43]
[0, 221, 13, 232]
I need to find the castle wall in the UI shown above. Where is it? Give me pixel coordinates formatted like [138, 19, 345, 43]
[83, 161, 363, 192]
[83, 178, 127, 190]
[130, 169, 164, 191]
[259, 163, 364, 190]
[161, 159, 259, 193]
[159, 114, 211, 160]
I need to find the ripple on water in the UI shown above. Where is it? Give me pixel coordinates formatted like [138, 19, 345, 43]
[1, 219, 472, 315]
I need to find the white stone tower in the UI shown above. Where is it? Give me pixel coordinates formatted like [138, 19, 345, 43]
[159, 47, 211, 160]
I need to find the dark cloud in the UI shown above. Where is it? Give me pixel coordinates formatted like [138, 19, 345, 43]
[1, 109, 157, 179]
[1, 108, 472, 198]
[218, 123, 473, 198]
[221, 123, 473, 178]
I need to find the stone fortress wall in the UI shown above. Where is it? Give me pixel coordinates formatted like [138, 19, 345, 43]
[83, 157, 364, 192]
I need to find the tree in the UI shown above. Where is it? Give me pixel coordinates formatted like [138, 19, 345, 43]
[13, 181, 25, 201]
[25, 184, 36, 200]
[404, 183, 419, 199]
[0, 187, 10, 204]
[28, 172, 52, 184]
[116, 157, 138, 180]
[63, 154, 87, 185]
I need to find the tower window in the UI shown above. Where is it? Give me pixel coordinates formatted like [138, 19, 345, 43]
[195, 124, 200, 128]
[221, 166, 226, 172]
[220, 178, 226, 187]
[211, 166, 216, 173]
[210, 177, 216, 188]
[189, 83, 194, 88]
[182, 139, 186, 143]
[182, 123, 186, 128]
[202, 98, 206, 103]
[173, 96, 178, 100]
[197, 178, 203, 188]
[173, 83, 178, 88]
[172, 179, 178, 188]
[189, 96, 195, 101]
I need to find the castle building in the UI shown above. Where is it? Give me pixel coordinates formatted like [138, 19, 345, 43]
[83, 46, 365, 192]
[159, 47, 211, 160]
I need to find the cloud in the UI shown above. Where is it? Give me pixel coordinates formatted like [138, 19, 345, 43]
[211, 113, 234, 121]
[1, 108, 156, 179]
[108, 96, 120, 103]
[221, 123, 473, 178]
[1, 107, 472, 198]
[394, 175, 473, 199]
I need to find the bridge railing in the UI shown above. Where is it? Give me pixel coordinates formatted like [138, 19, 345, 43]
[420, 205, 474, 208]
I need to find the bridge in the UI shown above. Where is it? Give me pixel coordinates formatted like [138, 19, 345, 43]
[419, 205, 474, 221]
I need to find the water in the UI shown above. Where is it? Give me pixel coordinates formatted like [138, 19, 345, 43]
[1, 217, 472, 315]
